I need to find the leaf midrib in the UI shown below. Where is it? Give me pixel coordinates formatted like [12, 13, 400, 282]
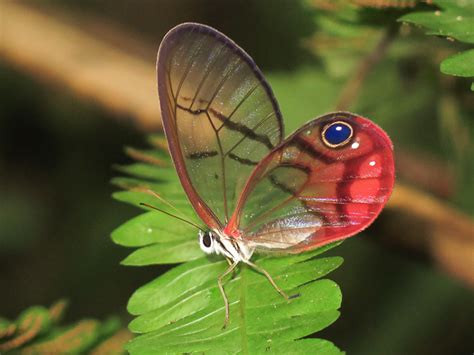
[239, 265, 249, 355]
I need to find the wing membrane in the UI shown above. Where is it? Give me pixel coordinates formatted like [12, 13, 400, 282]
[228, 112, 395, 252]
[157, 23, 283, 229]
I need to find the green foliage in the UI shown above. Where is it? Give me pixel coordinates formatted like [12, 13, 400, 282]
[112, 3, 474, 353]
[441, 49, 474, 77]
[0, 300, 131, 354]
[112, 142, 344, 354]
[127, 247, 343, 354]
[400, 0, 474, 89]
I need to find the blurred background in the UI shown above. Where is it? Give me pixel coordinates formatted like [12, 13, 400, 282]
[0, 0, 472, 354]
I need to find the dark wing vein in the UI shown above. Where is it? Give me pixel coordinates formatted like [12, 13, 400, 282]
[158, 23, 284, 226]
[225, 111, 276, 157]
[211, 109, 274, 149]
[216, 82, 261, 132]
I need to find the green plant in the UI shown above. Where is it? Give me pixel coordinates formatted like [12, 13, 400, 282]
[111, 1, 473, 353]
[0, 300, 130, 354]
[112, 140, 344, 354]
[400, 0, 474, 90]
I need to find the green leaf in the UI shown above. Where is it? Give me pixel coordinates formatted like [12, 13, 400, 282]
[114, 163, 176, 182]
[127, 242, 342, 317]
[126, 251, 343, 353]
[0, 301, 130, 354]
[21, 320, 102, 354]
[112, 211, 195, 247]
[400, 0, 474, 90]
[0, 317, 16, 339]
[0, 306, 52, 352]
[111, 190, 194, 214]
[440, 49, 474, 76]
[121, 239, 202, 266]
[112, 137, 345, 353]
[401, 9, 474, 44]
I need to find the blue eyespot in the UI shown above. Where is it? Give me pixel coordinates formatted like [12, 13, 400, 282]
[322, 121, 353, 147]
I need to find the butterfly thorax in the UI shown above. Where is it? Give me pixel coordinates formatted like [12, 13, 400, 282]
[199, 230, 254, 263]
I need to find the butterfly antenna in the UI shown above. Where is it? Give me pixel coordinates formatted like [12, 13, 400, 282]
[144, 189, 191, 220]
[139, 202, 204, 232]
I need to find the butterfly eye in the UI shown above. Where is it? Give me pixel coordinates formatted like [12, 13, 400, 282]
[203, 233, 212, 247]
[199, 231, 215, 254]
[322, 121, 353, 148]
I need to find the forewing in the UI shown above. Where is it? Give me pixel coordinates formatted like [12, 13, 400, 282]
[227, 112, 395, 252]
[157, 23, 283, 229]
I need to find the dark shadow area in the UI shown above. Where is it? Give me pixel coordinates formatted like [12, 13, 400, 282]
[0, 63, 170, 322]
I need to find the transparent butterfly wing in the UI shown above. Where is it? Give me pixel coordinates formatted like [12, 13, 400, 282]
[157, 23, 283, 229]
[226, 112, 395, 252]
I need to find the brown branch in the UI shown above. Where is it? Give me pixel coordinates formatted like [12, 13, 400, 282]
[396, 148, 456, 198]
[381, 184, 474, 288]
[0, 0, 161, 131]
[335, 24, 398, 111]
[89, 329, 133, 355]
[1, 2, 473, 288]
[332, 18, 473, 287]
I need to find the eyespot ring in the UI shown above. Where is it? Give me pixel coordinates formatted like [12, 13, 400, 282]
[321, 121, 353, 148]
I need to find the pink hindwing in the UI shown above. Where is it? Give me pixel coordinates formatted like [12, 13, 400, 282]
[228, 112, 394, 252]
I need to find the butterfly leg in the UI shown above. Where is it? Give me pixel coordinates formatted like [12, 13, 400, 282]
[218, 261, 239, 329]
[225, 257, 238, 279]
[245, 260, 291, 300]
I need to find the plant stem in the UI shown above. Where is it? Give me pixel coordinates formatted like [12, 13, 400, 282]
[335, 24, 399, 111]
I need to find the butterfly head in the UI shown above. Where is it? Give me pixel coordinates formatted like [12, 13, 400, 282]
[198, 230, 254, 262]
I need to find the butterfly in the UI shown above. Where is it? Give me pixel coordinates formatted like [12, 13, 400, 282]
[154, 22, 395, 328]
